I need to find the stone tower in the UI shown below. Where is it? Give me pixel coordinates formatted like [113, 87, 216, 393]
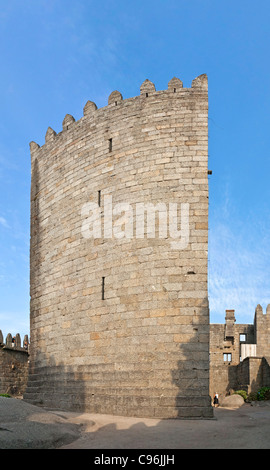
[25, 75, 213, 418]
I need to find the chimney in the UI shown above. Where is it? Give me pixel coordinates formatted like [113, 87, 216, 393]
[225, 309, 236, 340]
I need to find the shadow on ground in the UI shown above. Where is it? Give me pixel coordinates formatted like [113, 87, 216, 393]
[59, 404, 270, 449]
[1, 397, 270, 449]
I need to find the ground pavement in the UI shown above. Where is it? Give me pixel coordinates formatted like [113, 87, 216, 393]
[0, 396, 270, 449]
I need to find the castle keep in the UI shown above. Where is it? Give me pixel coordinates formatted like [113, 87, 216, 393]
[25, 75, 213, 419]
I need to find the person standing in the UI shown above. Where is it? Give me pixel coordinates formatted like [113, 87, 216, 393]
[213, 392, 219, 407]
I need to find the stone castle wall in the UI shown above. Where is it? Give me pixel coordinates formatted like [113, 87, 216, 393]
[210, 306, 270, 400]
[24, 75, 213, 418]
[254, 304, 270, 357]
[0, 330, 29, 396]
[209, 314, 254, 398]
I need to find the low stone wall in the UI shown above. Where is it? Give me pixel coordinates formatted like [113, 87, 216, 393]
[0, 331, 29, 397]
[210, 363, 238, 400]
[237, 357, 263, 393]
[210, 355, 270, 400]
[262, 357, 270, 388]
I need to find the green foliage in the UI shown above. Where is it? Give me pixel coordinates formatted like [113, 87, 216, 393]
[234, 390, 248, 401]
[247, 387, 270, 402]
[0, 394, 11, 398]
[257, 387, 270, 401]
[247, 391, 258, 402]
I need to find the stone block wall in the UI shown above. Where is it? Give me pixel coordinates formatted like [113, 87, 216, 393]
[210, 306, 270, 400]
[237, 357, 270, 394]
[0, 330, 29, 396]
[24, 75, 213, 419]
[254, 305, 270, 357]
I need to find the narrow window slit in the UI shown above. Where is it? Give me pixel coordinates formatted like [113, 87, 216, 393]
[145, 92, 148, 97]
[109, 138, 112, 152]
[102, 277, 105, 300]
[98, 190, 101, 207]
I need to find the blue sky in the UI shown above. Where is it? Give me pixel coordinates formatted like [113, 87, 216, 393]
[0, 0, 270, 339]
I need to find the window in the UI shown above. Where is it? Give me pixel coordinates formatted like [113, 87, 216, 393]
[98, 190, 101, 207]
[223, 353, 232, 362]
[109, 138, 112, 152]
[240, 334, 246, 342]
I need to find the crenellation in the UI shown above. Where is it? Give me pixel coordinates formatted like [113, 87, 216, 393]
[256, 303, 263, 314]
[62, 113, 76, 130]
[191, 74, 208, 90]
[108, 90, 123, 105]
[83, 100, 98, 116]
[45, 126, 57, 143]
[29, 141, 40, 154]
[31, 75, 207, 150]
[140, 79, 156, 96]
[168, 77, 183, 91]
[6, 333, 12, 347]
